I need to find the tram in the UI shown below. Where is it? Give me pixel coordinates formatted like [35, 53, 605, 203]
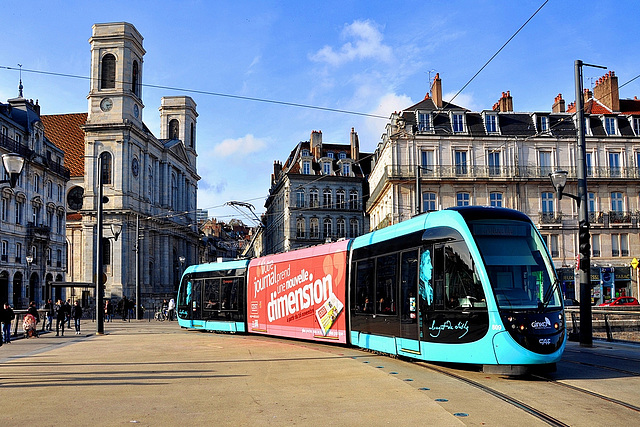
[177, 207, 565, 374]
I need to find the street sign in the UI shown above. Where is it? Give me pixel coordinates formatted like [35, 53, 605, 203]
[631, 257, 639, 270]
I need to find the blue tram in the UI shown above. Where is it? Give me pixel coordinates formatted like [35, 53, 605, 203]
[178, 207, 565, 374]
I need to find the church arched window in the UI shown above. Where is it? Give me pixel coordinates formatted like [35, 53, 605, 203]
[132, 60, 139, 96]
[101, 54, 116, 89]
[169, 119, 179, 140]
[171, 173, 178, 209]
[100, 152, 112, 185]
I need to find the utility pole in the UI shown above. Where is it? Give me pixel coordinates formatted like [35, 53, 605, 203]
[96, 154, 105, 334]
[575, 60, 607, 347]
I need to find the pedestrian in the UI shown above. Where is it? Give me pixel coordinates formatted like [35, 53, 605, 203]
[55, 299, 66, 336]
[72, 301, 82, 335]
[168, 298, 176, 321]
[105, 300, 113, 322]
[1, 302, 15, 344]
[44, 298, 53, 331]
[121, 296, 128, 321]
[27, 301, 40, 337]
[65, 299, 72, 328]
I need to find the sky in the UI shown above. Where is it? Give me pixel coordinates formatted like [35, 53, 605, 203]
[1, 0, 638, 225]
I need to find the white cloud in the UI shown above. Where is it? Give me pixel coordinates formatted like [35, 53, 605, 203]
[360, 92, 414, 150]
[311, 20, 392, 66]
[443, 91, 478, 111]
[212, 134, 267, 157]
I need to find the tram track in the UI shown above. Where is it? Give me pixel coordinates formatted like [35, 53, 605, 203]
[418, 362, 569, 427]
[532, 372, 640, 413]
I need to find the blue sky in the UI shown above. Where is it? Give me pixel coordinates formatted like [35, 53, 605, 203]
[1, 1, 638, 224]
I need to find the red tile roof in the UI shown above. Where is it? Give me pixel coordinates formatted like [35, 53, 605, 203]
[41, 113, 87, 177]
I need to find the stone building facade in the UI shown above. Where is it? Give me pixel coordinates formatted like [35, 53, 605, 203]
[367, 72, 640, 303]
[41, 22, 200, 305]
[1, 92, 69, 308]
[263, 129, 369, 254]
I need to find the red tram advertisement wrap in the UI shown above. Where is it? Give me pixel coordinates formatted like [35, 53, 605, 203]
[247, 240, 349, 343]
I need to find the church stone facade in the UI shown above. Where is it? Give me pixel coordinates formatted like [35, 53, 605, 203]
[42, 22, 200, 305]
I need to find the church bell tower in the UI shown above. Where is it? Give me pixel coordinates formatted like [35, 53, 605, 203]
[87, 22, 145, 126]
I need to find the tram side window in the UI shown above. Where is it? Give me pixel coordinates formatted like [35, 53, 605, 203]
[220, 278, 239, 310]
[354, 259, 374, 313]
[376, 253, 398, 315]
[427, 242, 485, 311]
[401, 250, 419, 320]
[443, 242, 485, 309]
[204, 278, 220, 310]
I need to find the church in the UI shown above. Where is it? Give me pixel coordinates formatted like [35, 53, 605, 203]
[42, 22, 200, 305]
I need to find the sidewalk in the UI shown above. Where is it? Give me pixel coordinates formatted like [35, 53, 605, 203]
[0, 320, 461, 426]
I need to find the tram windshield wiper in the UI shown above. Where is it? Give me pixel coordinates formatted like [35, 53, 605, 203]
[539, 278, 561, 311]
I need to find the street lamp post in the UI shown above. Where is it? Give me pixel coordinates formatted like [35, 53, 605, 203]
[550, 60, 606, 348]
[26, 255, 33, 308]
[95, 153, 123, 334]
[0, 153, 25, 188]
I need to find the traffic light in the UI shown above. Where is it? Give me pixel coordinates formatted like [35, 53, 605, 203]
[578, 220, 590, 269]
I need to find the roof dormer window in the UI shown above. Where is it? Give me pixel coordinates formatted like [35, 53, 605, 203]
[302, 149, 310, 157]
[604, 116, 618, 136]
[327, 151, 334, 159]
[451, 112, 465, 133]
[484, 113, 498, 134]
[417, 111, 431, 132]
[539, 115, 549, 133]
[302, 160, 311, 175]
[632, 117, 640, 136]
[322, 161, 332, 175]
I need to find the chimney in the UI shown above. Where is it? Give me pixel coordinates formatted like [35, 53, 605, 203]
[430, 73, 442, 108]
[350, 127, 360, 162]
[273, 160, 282, 178]
[593, 71, 620, 112]
[495, 91, 513, 112]
[552, 94, 565, 113]
[583, 88, 592, 105]
[311, 130, 322, 159]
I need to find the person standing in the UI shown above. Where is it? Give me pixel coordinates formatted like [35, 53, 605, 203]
[55, 299, 66, 337]
[121, 296, 128, 321]
[44, 299, 53, 331]
[168, 298, 176, 321]
[1, 302, 15, 344]
[26, 301, 40, 337]
[72, 301, 83, 335]
[65, 299, 72, 329]
[105, 300, 113, 322]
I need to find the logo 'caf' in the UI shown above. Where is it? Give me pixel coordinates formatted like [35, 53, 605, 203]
[539, 338, 551, 345]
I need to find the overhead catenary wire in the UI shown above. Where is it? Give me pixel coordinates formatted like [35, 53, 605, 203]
[0, 64, 388, 120]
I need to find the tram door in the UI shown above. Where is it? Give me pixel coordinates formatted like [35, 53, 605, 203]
[398, 249, 420, 353]
[190, 279, 202, 320]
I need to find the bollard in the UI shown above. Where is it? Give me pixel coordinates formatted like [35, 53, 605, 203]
[604, 314, 613, 341]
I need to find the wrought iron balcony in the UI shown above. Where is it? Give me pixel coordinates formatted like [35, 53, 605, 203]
[538, 212, 562, 224]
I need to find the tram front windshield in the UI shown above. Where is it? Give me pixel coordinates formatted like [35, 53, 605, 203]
[469, 219, 561, 310]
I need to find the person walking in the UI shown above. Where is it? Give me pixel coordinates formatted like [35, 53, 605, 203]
[1, 302, 15, 344]
[55, 299, 66, 337]
[72, 301, 83, 335]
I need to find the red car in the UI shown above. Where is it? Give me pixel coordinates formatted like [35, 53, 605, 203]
[598, 297, 640, 307]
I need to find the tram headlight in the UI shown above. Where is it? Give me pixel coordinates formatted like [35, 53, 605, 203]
[554, 323, 559, 330]
[519, 324, 525, 331]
